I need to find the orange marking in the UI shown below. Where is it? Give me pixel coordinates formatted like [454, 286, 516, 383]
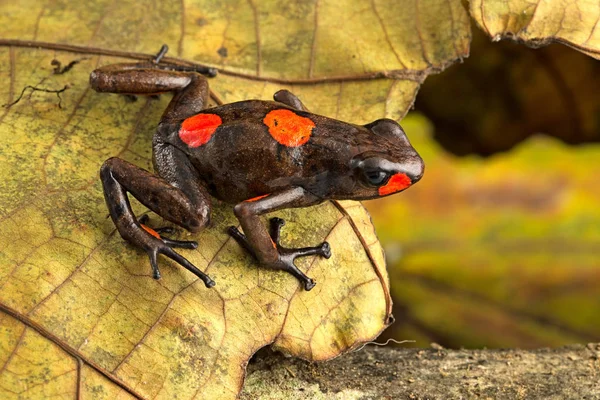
[141, 224, 161, 239]
[263, 109, 315, 147]
[378, 173, 411, 196]
[270, 238, 277, 249]
[179, 113, 222, 147]
[245, 194, 269, 202]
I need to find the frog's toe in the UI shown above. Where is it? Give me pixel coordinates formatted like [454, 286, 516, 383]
[269, 217, 285, 242]
[161, 237, 198, 249]
[304, 278, 316, 291]
[205, 279, 216, 288]
[154, 226, 175, 235]
[147, 244, 215, 287]
[227, 226, 255, 255]
[271, 217, 285, 226]
[148, 250, 162, 280]
[140, 224, 213, 286]
[319, 242, 331, 259]
[139, 215, 196, 249]
[227, 225, 242, 237]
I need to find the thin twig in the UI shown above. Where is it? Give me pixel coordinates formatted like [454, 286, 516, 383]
[3, 84, 69, 109]
[51, 58, 86, 75]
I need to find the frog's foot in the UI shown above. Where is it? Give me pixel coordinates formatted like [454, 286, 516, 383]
[145, 240, 215, 288]
[228, 217, 331, 291]
[148, 44, 218, 77]
[137, 216, 214, 287]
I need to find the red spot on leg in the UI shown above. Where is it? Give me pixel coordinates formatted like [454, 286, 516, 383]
[263, 109, 315, 147]
[245, 194, 269, 202]
[378, 173, 411, 196]
[141, 224, 161, 239]
[179, 113, 222, 147]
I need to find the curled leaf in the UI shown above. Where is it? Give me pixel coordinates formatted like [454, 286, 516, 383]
[470, 0, 600, 59]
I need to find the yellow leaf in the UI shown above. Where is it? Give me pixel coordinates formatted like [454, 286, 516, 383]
[0, 44, 398, 398]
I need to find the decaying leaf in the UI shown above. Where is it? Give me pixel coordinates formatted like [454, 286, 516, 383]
[0, 48, 393, 399]
[470, 0, 600, 59]
[0, 47, 394, 399]
[0, 0, 471, 122]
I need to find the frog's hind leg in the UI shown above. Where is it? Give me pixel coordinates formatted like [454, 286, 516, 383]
[90, 60, 211, 122]
[100, 153, 214, 287]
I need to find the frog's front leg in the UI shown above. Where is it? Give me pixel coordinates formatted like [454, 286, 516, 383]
[227, 188, 331, 291]
[273, 89, 309, 111]
[100, 156, 215, 287]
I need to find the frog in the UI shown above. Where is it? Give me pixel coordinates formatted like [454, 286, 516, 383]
[90, 46, 424, 291]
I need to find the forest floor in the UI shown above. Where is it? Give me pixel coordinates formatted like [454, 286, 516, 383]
[240, 343, 600, 399]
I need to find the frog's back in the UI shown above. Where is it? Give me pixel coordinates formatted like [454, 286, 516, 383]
[160, 100, 368, 202]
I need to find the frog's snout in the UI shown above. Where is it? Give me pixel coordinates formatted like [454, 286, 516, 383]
[404, 156, 425, 184]
[393, 152, 424, 186]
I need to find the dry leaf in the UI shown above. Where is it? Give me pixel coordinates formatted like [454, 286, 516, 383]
[0, 47, 391, 400]
[470, 0, 600, 58]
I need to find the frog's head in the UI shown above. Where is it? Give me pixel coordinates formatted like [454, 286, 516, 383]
[349, 119, 424, 199]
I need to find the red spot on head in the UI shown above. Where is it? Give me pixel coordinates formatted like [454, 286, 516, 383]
[244, 194, 269, 202]
[179, 113, 222, 147]
[378, 173, 411, 196]
[263, 109, 315, 147]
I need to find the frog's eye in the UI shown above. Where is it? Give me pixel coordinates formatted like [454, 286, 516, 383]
[364, 169, 389, 186]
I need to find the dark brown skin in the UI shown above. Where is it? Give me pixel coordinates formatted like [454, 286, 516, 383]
[90, 47, 424, 291]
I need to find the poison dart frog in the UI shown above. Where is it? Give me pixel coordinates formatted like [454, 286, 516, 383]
[90, 46, 424, 291]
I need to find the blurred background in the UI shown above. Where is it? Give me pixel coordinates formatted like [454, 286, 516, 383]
[366, 29, 600, 349]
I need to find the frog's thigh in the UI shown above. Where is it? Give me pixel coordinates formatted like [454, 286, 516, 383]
[90, 65, 209, 121]
[101, 156, 209, 234]
[162, 73, 209, 122]
[152, 142, 212, 230]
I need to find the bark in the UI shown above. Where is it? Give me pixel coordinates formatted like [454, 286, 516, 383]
[240, 343, 600, 399]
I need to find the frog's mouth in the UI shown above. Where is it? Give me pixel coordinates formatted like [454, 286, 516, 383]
[378, 172, 412, 196]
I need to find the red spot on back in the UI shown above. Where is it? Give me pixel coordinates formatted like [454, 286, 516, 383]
[245, 194, 269, 202]
[263, 109, 315, 147]
[378, 173, 411, 196]
[179, 113, 222, 147]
